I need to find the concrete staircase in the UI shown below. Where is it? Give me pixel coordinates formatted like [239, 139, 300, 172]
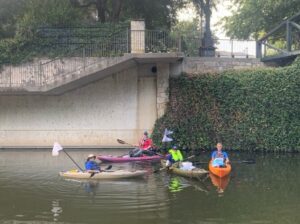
[0, 53, 184, 95]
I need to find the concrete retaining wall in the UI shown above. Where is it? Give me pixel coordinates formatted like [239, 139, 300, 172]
[0, 55, 266, 147]
[0, 66, 158, 147]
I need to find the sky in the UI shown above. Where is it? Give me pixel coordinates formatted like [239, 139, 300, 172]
[177, 1, 233, 39]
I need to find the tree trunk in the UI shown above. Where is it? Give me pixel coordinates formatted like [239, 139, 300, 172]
[111, 0, 122, 22]
[203, 0, 213, 46]
[95, 0, 106, 23]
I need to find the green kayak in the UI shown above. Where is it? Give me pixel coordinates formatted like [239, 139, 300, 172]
[161, 160, 208, 179]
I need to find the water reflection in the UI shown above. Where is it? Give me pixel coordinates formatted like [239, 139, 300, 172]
[51, 200, 62, 222]
[83, 181, 99, 196]
[1, 149, 300, 223]
[209, 173, 230, 195]
[168, 177, 186, 193]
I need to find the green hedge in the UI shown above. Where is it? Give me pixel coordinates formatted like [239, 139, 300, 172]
[152, 59, 300, 152]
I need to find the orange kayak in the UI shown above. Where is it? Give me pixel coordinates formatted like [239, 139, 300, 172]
[209, 160, 231, 178]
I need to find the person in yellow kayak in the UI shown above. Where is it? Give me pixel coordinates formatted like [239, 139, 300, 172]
[211, 143, 230, 167]
[85, 154, 101, 172]
[165, 145, 183, 167]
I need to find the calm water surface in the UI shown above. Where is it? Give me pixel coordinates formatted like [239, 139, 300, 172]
[0, 149, 300, 224]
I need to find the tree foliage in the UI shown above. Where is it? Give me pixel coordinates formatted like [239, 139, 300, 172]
[70, 0, 187, 29]
[223, 0, 300, 39]
[0, 0, 86, 66]
[0, 0, 26, 38]
[172, 19, 201, 56]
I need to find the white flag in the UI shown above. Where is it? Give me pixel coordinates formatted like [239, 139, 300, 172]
[52, 142, 63, 156]
[164, 128, 173, 136]
[162, 128, 173, 142]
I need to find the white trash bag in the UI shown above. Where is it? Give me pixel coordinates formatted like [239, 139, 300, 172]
[180, 162, 195, 171]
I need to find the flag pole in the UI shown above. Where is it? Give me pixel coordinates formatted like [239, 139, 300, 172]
[62, 149, 84, 171]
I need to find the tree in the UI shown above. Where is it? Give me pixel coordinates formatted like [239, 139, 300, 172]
[223, 0, 300, 39]
[0, 0, 26, 39]
[192, 0, 218, 43]
[124, 0, 186, 29]
[70, 0, 187, 29]
[191, 0, 219, 56]
[172, 19, 201, 56]
[69, 0, 123, 23]
[16, 0, 85, 38]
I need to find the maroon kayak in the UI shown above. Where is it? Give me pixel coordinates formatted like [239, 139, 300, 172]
[98, 155, 162, 163]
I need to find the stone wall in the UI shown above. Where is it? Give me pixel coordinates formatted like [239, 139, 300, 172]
[156, 63, 169, 118]
[182, 57, 265, 75]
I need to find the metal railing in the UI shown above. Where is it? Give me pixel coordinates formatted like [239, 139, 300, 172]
[0, 29, 181, 89]
[181, 37, 256, 58]
[257, 12, 300, 60]
[0, 45, 125, 89]
[0, 27, 260, 90]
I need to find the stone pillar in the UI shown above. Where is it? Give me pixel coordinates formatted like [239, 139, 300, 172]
[156, 63, 170, 118]
[130, 20, 145, 53]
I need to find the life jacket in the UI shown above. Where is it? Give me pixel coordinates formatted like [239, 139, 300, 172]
[168, 149, 183, 162]
[212, 150, 227, 167]
[212, 158, 224, 167]
[85, 161, 100, 170]
[140, 138, 153, 150]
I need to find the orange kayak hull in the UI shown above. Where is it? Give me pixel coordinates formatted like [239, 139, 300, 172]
[209, 173, 230, 191]
[209, 161, 231, 178]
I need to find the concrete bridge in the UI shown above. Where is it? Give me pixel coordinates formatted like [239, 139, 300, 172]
[0, 21, 264, 148]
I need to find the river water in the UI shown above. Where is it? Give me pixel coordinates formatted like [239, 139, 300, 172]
[0, 149, 299, 224]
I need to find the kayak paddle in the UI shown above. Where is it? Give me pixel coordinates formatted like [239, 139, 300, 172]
[117, 139, 135, 147]
[90, 165, 113, 177]
[194, 159, 256, 165]
[155, 155, 195, 173]
[117, 138, 162, 157]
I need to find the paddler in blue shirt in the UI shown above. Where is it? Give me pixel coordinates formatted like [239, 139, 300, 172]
[211, 143, 230, 167]
[85, 154, 101, 172]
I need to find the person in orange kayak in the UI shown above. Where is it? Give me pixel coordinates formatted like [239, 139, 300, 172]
[211, 143, 230, 167]
[129, 131, 154, 157]
[165, 145, 184, 167]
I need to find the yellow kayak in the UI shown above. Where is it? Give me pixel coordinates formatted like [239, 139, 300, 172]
[59, 169, 147, 180]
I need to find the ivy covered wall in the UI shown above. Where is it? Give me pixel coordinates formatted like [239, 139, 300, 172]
[152, 59, 300, 152]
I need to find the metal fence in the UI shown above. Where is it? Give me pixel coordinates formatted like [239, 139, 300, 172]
[0, 27, 259, 90]
[181, 37, 256, 58]
[0, 46, 123, 88]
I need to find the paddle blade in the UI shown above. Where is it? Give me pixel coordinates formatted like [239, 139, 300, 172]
[117, 139, 126, 144]
[52, 142, 63, 156]
[105, 165, 112, 170]
[242, 159, 256, 164]
[90, 172, 96, 178]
